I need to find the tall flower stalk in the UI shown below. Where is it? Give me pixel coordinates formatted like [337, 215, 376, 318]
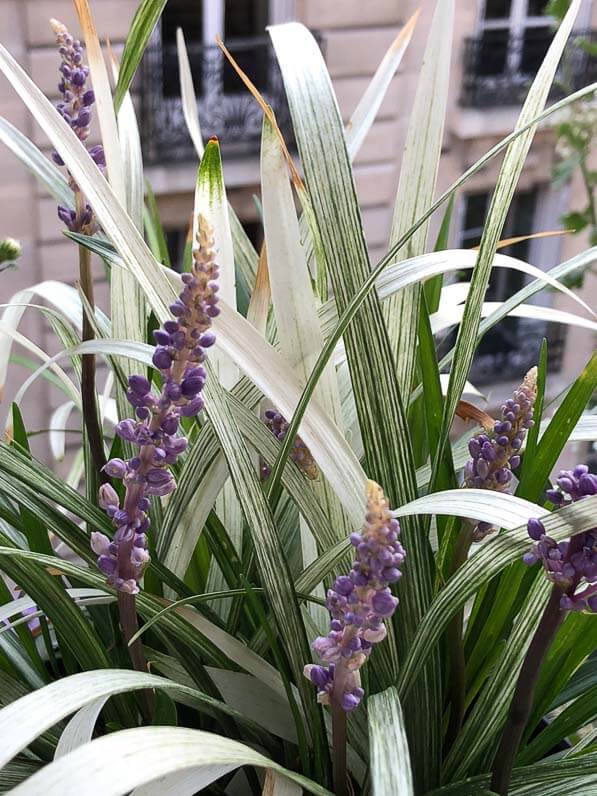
[92, 215, 218, 679]
[446, 368, 539, 744]
[491, 466, 597, 795]
[305, 480, 405, 795]
[464, 366, 537, 539]
[51, 19, 107, 476]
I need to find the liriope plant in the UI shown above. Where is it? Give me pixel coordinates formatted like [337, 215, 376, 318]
[0, 1, 595, 795]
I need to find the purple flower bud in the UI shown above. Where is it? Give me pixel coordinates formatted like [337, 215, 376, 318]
[128, 374, 151, 397]
[527, 518, 545, 541]
[546, 489, 563, 505]
[153, 329, 171, 345]
[71, 69, 86, 86]
[334, 576, 354, 596]
[580, 474, 597, 495]
[200, 331, 216, 348]
[161, 415, 179, 435]
[165, 381, 182, 401]
[103, 458, 127, 479]
[341, 692, 361, 711]
[115, 420, 137, 442]
[181, 374, 204, 398]
[76, 109, 91, 128]
[90, 531, 111, 556]
[180, 396, 204, 417]
[97, 554, 118, 575]
[82, 89, 95, 106]
[371, 589, 398, 618]
[152, 346, 172, 370]
[146, 468, 172, 486]
[98, 484, 119, 511]
[308, 665, 330, 689]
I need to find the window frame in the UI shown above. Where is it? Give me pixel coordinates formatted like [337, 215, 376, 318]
[477, 0, 555, 75]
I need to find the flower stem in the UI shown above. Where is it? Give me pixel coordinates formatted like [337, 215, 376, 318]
[118, 592, 153, 720]
[331, 701, 348, 796]
[77, 241, 107, 476]
[490, 585, 564, 795]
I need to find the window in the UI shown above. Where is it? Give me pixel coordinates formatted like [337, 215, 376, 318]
[160, 0, 270, 97]
[455, 188, 564, 383]
[478, 0, 554, 78]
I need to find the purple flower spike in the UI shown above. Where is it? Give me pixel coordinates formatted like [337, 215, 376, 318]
[50, 19, 103, 234]
[524, 466, 597, 612]
[464, 367, 538, 540]
[94, 215, 219, 593]
[303, 481, 405, 712]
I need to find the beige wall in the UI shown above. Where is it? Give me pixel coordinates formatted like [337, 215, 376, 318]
[0, 0, 594, 464]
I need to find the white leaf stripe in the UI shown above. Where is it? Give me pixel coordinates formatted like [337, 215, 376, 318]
[436, 0, 582, 489]
[369, 687, 414, 796]
[384, 0, 454, 395]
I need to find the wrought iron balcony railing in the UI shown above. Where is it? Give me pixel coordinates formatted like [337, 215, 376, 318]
[461, 29, 597, 108]
[140, 37, 295, 164]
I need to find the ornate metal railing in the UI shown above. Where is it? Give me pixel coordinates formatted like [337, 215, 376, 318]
[461, 29, 597, 108]
[140, 37, 296, 164]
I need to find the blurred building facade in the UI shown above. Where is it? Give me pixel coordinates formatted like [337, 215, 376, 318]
[0, 0, 595, 463]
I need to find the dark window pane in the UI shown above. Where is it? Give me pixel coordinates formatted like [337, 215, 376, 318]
[527, 0, 550, 15]
[484, 0, 512, 19]
[478, 28, 510, 76]
[242, 220, 263, 250]
[464, 192, 490, 233]
[223, 0, 269, 93]
[520, 26, 553, 73]
[223, 44, 269, 93]
[162, 0, 203, 97]
[162, 0, 202, 44]
[225, 0, 268, 38]
[165, 228, 187, 271]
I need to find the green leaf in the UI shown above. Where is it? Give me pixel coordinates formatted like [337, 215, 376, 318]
[0, 116, 73, 207]
[0, 668, 275, 770]
[0, 532, 113, 683]
[7, 725, 332, 796]
[368, 686, 414, 796]
[384, 0, 454, 395]
[442, 575, 550, 780]
[518, 349, 597, 501]
[269, 22, 439, 785]
[144, 180, 171, 266]
[431, 0, 583, 497]
[175, 28, 259, 297]
[396, 496, 597, 702]
[425, 195, 455, 313]
[113, 0, 167, 111]
[10, 404, 53, 556]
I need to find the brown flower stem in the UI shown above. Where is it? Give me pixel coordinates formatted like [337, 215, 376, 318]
[118, 591, 153, 720]
[490, 585, 564, 795]
[445, 522, 474, 749]
[331, 701, 348, 796]
[77, 240, 107, 477]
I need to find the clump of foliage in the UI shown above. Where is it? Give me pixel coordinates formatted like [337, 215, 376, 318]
[0, 1, 595, 795]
